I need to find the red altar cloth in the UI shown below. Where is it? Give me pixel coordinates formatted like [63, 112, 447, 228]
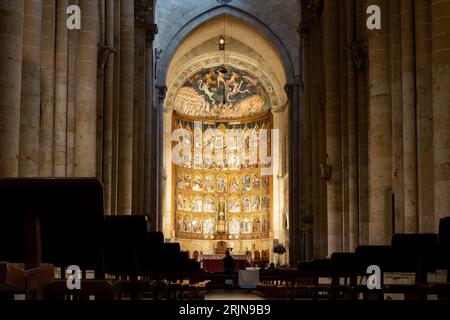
[200, 254, 247, 273]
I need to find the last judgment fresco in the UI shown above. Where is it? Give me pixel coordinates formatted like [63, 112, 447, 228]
[173, 66, 271, 119]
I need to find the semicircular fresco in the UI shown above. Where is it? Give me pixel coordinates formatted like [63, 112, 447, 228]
[173, 66, 271, 119]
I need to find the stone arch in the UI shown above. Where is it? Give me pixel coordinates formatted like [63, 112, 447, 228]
[155, 4, 298, 87]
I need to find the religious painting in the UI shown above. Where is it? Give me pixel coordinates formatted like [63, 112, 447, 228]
[229, 176, 240, 192]
[177, 194, 183, 210]
[173, 66, 270, 119]
[176, 173, 184, 189]
[228, 154, 240, 169]
[203, 219, 214, 234]
[182, 196, 191, 211]
[228, 129, 239, 149]
[204, 155, 214, 169]
[204, 175, 215, 192]
[252, 196, 260, 212]
[252, 175, 260, 189]
[262, 196, 270, 211]
[262, 217, 269, 233]
[228, 196, 241, 213]
[229, 219, 240, 235]
[192, 175, 203, 192]
[177, 218, 183, 231]
[243, 197, 251, 212]
[217, 175, 227, 193]
[182, 217, 192, 233]
[252, 218, 261, 233]
[184, 174, 191, 190]
[261, 175, 269, 189]
[192, 196, 203, 212]
[193, 153, 203, 169]
[204, 196, 215, 212]
[243, 175, 251, 191]
[192, 219, 202, 233]
[241, 218, 252, 234]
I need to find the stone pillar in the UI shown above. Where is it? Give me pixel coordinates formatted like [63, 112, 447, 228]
[415, 0, 434, 232]
[368, 0, 392, 245]
[54, 0, 69, 177]
[40, 0, 55, 176]
[66, 0, 78, 177]
[324, 0, 343, 254]
[309, 13, 328, 258]
[117, 0, 134, 214]
[133, 5, 147, 214]
[102, 0, 115, 214]
[432, 0, 450, 230]
[155, 85, 167, 231]
[401, 0, 419, 233]
[346, 0, 359, 251]
[19, 0, 42, 177]
[355, 0, 370, 246]
[96, 0, 105, 181]
[287, 76, 305, 263]
[0, 0, 23, 177]
[144, 23, 158, 228]
[74, 0, 99, 177]
[390, 0, 405, 234]
[299, 15, 314, 260]
[340, 1, 350, 252]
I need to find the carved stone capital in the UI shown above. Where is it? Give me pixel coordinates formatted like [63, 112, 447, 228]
[301, 0, 323, 23]
[97, 44, 116, 73]
[350, 42, 368, 73]
[157, 85, 168, 106]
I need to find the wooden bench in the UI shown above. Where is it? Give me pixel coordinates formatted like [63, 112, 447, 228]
[0, 178, 120, 300]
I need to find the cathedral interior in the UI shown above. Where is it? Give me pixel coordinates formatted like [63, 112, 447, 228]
[1, 0, 450, 303]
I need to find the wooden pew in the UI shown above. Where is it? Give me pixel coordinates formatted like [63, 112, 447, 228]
[353, 245, 392, 300]
[384, 234, 438, 300]
[328, 253, 357, 300]
[103, 215, 149, 299]
[429, 217, 450, 300]
[0, 178, 123, 300]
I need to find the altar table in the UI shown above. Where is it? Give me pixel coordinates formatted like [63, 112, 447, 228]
[199, 254, 247, 273]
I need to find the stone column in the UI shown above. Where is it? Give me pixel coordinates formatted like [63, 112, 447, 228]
[102, 0, 115, 214]
[54, 0, 69, 177]
[66, 0, 79, 177]
[415, 0, 434, 232]
[40, 0, 55, 176]
[74, 0, 99, 177]
[117, 0, 134, 214]
[346, 0, 359, 251]
[368, 0, 392, 245]
[309, 13, 328, 258]
[287, 75, 305, 263]
[19, 0, 42, 177]
[144, 22, 158, 228]
[354, 0, 370, 246]
[155, 85, 167, 231]
[390, 0, 405, 234]
[432, 0, 450, 230]
[324, 0, 343, 254]
[340, 1, 350, 252]
[301, 30, 313, 258]
[401, 0, 419, 233]
[133, 5, 148, 214]
[0, 0, 23, 177]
